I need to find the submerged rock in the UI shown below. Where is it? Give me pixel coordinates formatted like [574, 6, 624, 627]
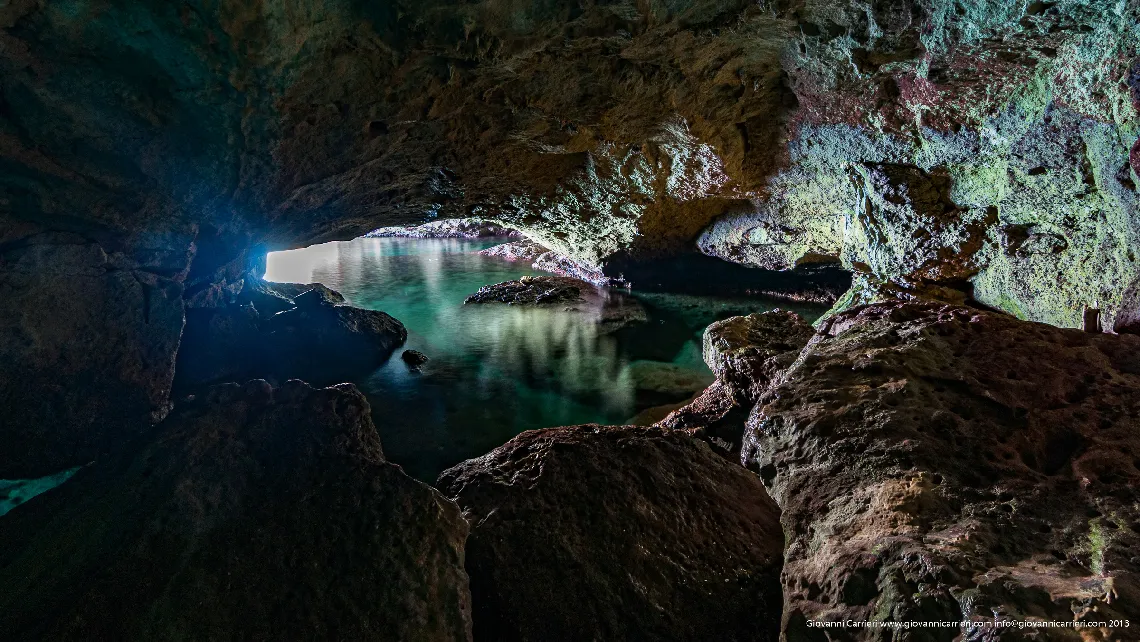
[436, 424, 783, 642]
[624, 360, 714, 408]
[745, 301, 1140, 636]
[366, 219, 521, 239]
[174, 280, 406, 391]
[0, 380, 472, 641]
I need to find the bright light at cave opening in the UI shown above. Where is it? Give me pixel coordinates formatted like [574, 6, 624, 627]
[263, 241, 343, 284]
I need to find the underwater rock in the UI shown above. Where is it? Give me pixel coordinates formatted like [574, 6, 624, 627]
[744, 301, 1140, 636]
[436, 424, 783, 642]
[624, 360, 714, 409]
[0, 234, 189, 478]
[0, 380, 472, 641]
[464, 276, 588, 306]
[366, 219, 521, 239]
[402, 349, 429, 368]
[174, 282, 405, 390]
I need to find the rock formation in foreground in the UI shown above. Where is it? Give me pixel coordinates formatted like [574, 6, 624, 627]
[437, 424, 784, 642]
[366, 219, 521, 239]
[744, 302, 1140, 637]
[175, 279, 406, 391]
[659, 310, 815, 457]
[0, 380, 472, 642]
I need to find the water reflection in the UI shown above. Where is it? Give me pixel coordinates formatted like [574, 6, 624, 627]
[266, 237, 827, 481]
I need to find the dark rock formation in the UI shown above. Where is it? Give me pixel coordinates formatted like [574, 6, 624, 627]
[659, 310, 815, 457]
[174, 280, 406, 391]
[0, 380, 472, 641]
[744, 301, 1140, 636]
[0, 233, 189, 478]
[464, 276, 586, 306]
[402, 349, 429, 369]
[366, 219, 521, 239]
[479, 241, 621, 287]
[436, 424, 784, 642]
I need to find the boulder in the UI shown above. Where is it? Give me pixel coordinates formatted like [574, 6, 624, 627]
[0, 380, 472, 642]
[402, 349, 430, 368]
[463, 275, 586, 306]
[0, 234, 189, 478]
[658, 310, 815, 457]
[744, 301, 1140, 637]
[702, 310, 815, 405]
[174, 281, 406, 391]
[436, 424, 784, 642]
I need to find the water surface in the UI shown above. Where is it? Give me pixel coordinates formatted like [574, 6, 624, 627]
[266, 237, 827, 481]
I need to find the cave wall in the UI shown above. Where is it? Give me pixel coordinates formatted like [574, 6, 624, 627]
[1, 0, 1138, 473]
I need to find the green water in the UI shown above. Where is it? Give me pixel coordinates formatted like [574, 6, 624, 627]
[266, 237, 827, 481]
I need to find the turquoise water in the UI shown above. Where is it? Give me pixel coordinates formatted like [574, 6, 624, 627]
[266, 237, 827, 481]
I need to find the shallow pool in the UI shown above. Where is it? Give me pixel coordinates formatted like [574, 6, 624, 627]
[266, 237, 827, 481]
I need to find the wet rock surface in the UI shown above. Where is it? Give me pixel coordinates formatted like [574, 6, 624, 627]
[367, 219, 521, 239]
[744, 301, 1140, 637]
[436, 424, 784, 642]
[0, 380, 472, 641]
[174, 280, 406, 391]
[402, 349, 430, 369]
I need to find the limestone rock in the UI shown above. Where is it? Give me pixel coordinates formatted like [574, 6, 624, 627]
[624, 360, 714, 408]
[702, 310, 815, 405]
[464, 276, 586, 306]
[436, 424, 783, 642]
[174, 281, 406, 391]
[402, 349, 429, 369]
[366, 219, 520, 239]
[0, 234, 188, 478]
[658, 310, 815, 458]
[744, 301, 1140, 636]
[0, 380, 472, 641]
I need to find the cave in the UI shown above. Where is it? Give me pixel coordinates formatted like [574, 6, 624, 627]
[1, 1, 1139, 640]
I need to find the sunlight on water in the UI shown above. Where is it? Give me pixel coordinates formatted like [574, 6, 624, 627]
[266, 237, 826, 481]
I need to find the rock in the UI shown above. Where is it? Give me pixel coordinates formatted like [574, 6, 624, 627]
[657, 310, 815, 458]
[0, 234, 189, 478]
[624, 360, 714, 409]
[702, 310, 815, 405]
[463, 276, 586, 306]
[268, 282, 346, 306]
[436, 424, 783, 642]
[174, 281, 406, 391]
[0, 380, 472, 641]
[366, 219, 521, 239]
[477, 240, 548, 264]
[478, 241, 625, 288]
[402, 349, 429, 368]
[743, 301, 1140, 636]
[262, 300, 407, 382]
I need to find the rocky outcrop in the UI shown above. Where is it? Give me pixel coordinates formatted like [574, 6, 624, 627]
[436, 424, 784, 642]
[464, 275, 648, 334]
[478, 240, 620, 288]
[464, 276, 587, 306]
[0, 380, 472, 641]
[659, 310, 815, 456]
[174, 280, 406, 391]
[366, 219, 521, 239]
[0, 233, 190, 478]
[744, 301, 1140, 636]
